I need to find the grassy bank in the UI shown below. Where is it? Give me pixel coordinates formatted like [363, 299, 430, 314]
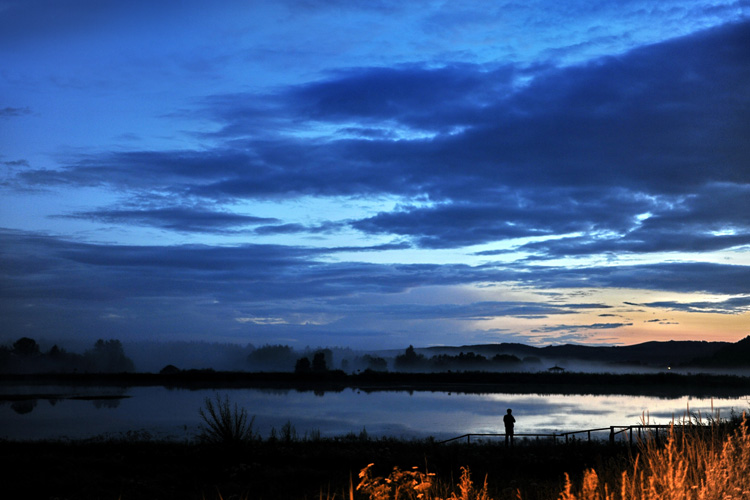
[0, 433, 630, 499]
[4, 414, 748, 499]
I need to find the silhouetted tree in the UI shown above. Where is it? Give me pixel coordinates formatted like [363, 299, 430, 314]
[362, 354, 388, 371]
[295, 357, 311, 373]
[160, 364, 180, 375]
[492, 354, 521, 365]
[247, 344, 296, 371]
[312, 351, 328, 372]
[394, 345, 426, 370]
[304, 348, 333, 370]
[13, 337, 40, 357]
[84, 339, 135, 372]
[428, 351, 490, 371]
[0, 345, 10, 371]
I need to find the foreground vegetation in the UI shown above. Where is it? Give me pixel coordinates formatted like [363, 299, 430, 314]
[3, 409, 747, 499]
[0, 431, 627, 499]
[353, 415, 750, 500]
[557, 419, 750, 500]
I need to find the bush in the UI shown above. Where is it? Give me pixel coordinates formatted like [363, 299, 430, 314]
[197, 393, 256, 445]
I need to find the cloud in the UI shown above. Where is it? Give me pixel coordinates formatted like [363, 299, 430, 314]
[3, 18, 750, 347]
[4, 231, 750, 308]
[2, 159, 30, 167]
[61, 207, 279, 233]
[14, 19, 743, 255]
[524, 262, 750, 296]
[2, 228, 748, 345]
[0, 106, 31, 117]
[352, 189, 654, 248]
[633, 296, 750, 315]
[254, 221, 344, 235]
[532, 322, 633, 333]
[518, 183, 750, 257]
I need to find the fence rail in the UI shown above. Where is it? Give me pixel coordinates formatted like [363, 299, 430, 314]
[437, 424, 687, 445]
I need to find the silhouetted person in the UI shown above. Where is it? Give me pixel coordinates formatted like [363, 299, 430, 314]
[503, 408, 515, 446]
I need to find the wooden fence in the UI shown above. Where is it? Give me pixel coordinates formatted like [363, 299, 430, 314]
[437, 424, 687, 446]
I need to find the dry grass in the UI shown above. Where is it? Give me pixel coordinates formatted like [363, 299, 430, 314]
[352, 414, 750, 500]
[557, 415, 750, 500]
[354, 463, 494, 500]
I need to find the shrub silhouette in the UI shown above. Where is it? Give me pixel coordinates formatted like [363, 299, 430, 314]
[197, 393, 256, 445]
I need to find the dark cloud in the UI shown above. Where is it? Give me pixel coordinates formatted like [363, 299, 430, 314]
[356, 301, 584, 320]
[0, 106, 31, 117]
[2, 228, 748, 344]
[2, 159, 30, 167]
[353, 188, 655, 248]
[3, 20, 750, 348]
[0, 230, 491, 304]
[11, 21, 750, 257]
[61, 207, 279, 233]
[4, 231, 748, 308]
[524, 262, 750, 296]
[633, 296, 750, 314]
[17, 149, 258, 191]
[281, 64, 516, 133]
[518, 183, 750, 257]
[260, 300, 586, 323]
[324, 241, 412, 253]
[254, 221, 344, 235]
[532, 322, 633, 333]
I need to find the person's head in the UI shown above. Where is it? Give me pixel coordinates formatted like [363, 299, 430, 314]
[507, 408, 512, 414]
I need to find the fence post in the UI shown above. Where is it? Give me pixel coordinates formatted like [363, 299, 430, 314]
[610, 426, 615, 445]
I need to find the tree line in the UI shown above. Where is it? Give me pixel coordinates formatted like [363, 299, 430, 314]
[0, 337, 135, 374]
[393, 345, 540, 371]
[1, 338, 544, 374]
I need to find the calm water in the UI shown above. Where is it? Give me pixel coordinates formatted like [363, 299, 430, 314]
[1, 385, 748, 441]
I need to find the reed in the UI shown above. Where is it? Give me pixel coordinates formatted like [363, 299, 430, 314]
[350, 413, 750, 500]
[557, 414, 750, 500]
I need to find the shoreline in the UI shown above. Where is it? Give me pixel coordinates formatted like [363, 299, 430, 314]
[2, 369, 750, 397]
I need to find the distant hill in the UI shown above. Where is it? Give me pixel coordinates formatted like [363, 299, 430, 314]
[410, 340, 732, 369]
[690, 335, 750, 367]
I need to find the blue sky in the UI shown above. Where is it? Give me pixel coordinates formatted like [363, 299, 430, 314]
[1, 0, 749, 350]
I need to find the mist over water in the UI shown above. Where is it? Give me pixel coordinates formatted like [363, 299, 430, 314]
[118, 341, 737, 375]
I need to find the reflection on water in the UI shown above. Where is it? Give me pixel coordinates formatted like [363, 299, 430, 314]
[10, 400, 36, 415]
[1, 385, 748, 441]
[0, 385, 129, 414]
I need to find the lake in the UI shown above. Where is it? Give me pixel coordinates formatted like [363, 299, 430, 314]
[1, 385, 748, 441]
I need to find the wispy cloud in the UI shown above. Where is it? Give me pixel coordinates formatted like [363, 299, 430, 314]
[60, 207, 279, 233]
[0, 106, 31, 117]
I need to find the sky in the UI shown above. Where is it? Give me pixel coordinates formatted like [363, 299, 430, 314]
[1, 0, 749, 351]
